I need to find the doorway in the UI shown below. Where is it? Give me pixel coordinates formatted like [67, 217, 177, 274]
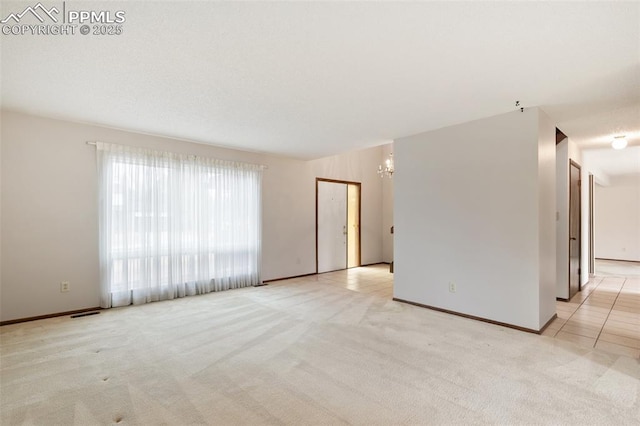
[316, 178, 361, 273]
[569, 160, 582, 299]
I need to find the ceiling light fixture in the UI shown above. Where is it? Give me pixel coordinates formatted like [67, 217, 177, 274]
[378, 153, 394, 178]
[612, 136, 628, 150]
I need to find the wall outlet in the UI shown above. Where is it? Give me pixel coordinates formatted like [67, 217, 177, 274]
[449, 282, 456, 293]
[60, 281, 70, 292]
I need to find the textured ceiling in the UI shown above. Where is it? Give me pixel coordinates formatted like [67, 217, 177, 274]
[1, 1, 639, 166]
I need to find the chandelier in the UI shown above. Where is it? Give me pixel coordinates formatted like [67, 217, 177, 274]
[378, 153, 394, 178]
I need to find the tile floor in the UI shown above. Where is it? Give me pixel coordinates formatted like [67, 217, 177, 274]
[278, 260, 639, 359]
[327, 264, 394, 297]
[275, 264, 394, 299]
[543, 260, 640, 358]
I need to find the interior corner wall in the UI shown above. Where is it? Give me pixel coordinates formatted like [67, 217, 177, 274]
[0, 115, 3, 311]
[566, 140, 588, 288]
[594, 174, 640, 261]
[0, 110, 385, 322]
[581, 166, 591, 282]
[577, 148, 589, 287]
[394, 109, 554, 331]
[381, 143, 394, 263]
[581, 150, 611, 283]
[555, 140, 570, 299]
[556, 138, 586, 299]
[537, 110, 556, 328]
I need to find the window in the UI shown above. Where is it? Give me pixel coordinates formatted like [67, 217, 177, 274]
[97, 142, 262, 308]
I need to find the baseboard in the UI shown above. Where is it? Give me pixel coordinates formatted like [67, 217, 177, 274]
[392, 298, 548, 334]
[538, 314, 558, 334]
[262, 272, 318, 283]
[595, 257, 640, 264]
[1, 307, 102, 326]
[556, 297, 569, 302]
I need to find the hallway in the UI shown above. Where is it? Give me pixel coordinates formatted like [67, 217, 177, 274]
[542, 260, 639, 358]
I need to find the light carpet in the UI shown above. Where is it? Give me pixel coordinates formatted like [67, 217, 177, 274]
[1, 275, 639, 425]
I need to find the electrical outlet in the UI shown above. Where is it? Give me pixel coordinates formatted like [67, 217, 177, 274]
[449, 282, 456, 293]
[60, 281, 70, 292]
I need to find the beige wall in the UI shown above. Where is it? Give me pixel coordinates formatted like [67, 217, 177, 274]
[0, 110, 386, 321]
[381, 143, 394, 263]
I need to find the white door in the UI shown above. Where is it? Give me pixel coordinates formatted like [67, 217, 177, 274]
[317, 181, 347, 273]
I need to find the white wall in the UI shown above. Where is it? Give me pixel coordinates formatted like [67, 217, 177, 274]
[394, 109, 556, 331]
[0, 110, 385, 321]
[0, 114, 3, 314]
[537, 111, 557, 326]
[594, 174, 640, 261]
[580, 158, 590, 286]
[555, 138, 583, 299]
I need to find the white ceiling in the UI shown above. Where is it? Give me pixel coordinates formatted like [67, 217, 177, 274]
[583, 146, 640, 182]
[2, 1, 639, 163]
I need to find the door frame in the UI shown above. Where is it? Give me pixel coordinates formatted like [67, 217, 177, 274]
[589, 173, 594, 276]
[315, 178, 362, 273]
[568, 160, 582, 296]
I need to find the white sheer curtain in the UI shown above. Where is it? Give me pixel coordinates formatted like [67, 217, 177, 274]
[97, 142, 262, 308]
